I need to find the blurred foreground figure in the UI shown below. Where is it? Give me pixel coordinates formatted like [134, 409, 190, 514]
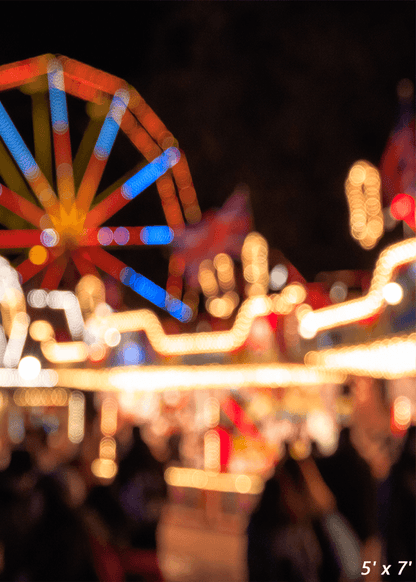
[0, 447, 98, 582]
[85, 426, 166, 581]
[342, 377, 416, 582]
[247, 453, 361, 582]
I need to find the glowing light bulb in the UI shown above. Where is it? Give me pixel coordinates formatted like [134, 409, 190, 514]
[382, 282, 403, 305]
[18, 356, 41, 381]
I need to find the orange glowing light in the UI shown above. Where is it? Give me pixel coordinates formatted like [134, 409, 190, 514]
[164, 467, 264, 494]
[345, 160, 384, 249]
[28, 245, 48, 265]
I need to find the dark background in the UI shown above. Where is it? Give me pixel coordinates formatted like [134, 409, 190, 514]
[1, 1, 415, 284]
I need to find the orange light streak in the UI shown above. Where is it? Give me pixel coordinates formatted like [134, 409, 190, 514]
[60, 56, 126, 101]
[93, 296, 273, 356]
[165, 467, 264, 494]
[0, 55, 48, 91]
[299, 238, 416, 338]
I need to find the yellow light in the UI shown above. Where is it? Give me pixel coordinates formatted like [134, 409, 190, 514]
[13, 387, 67, 407]
[345, 160, 384, 249]
[393, 396, 412, 430]
[206, 292, 238, 319]
[68, 391, 85, 443]
[18, 356, 41, 381]
[242, 232, 269, 295]
[214, 253, 235, 291]
[164, 467, 264, 494]
[382, 282, 403, 305]
[101, 397, 118, 436]
[203, 397, 220, 428]
[29, 320, 55, 342]
[290, 439, 311, 460]
[99, 436, 116, 460]
[204, 429, 220, 472]
[29, 245, 48, 265]
[198, 260, 218, 297]
[75, 274, 106, 319]
[54, 364, 345, 393]
[88, 342, 107, 362]
[91, 458, 117, 480]
[41, 340, 88, 363]
[282, 283, 307, 305]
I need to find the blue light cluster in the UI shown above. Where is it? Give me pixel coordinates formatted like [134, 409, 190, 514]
[121, 147, 181, 201]
[140, 226, 174, 245]
[0, 102, 40, 179]
[94, 92, 129, 161]
[48, 67, 69, 131]
[94, 117, 119, 161]
[120, 266, 192, 322]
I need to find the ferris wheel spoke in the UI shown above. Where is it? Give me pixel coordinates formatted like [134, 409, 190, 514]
[31, 90, 54, 186]
[40, 253, 68, 289]
[86, 246, 192, 321]
[85, 246, 129, 281]
[71, 249, 100, 278]
[0, 139, 37, 210]
[84, 147, 181, 228]
[16, 250, 59, 283]
[76, 89, 130, 216]
[0, 229, 41, 249]
[47, 59, 75, 213]
[0, 102, 59, 216]
[0, 184, 45, 228]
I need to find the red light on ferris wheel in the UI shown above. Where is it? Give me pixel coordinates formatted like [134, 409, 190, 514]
[390, 193, 415, 228]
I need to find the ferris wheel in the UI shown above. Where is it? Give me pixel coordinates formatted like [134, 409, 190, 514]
[0, 54, 201, 321]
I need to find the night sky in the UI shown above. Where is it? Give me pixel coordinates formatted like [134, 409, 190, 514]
[1, 2, 415, 288]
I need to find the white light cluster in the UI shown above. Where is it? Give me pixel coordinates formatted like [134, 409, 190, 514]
[47, 290, 85, 340]
[68, 390, 85, 444]
[305, 333, 416, 379]
[0, 368, 58, 387]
